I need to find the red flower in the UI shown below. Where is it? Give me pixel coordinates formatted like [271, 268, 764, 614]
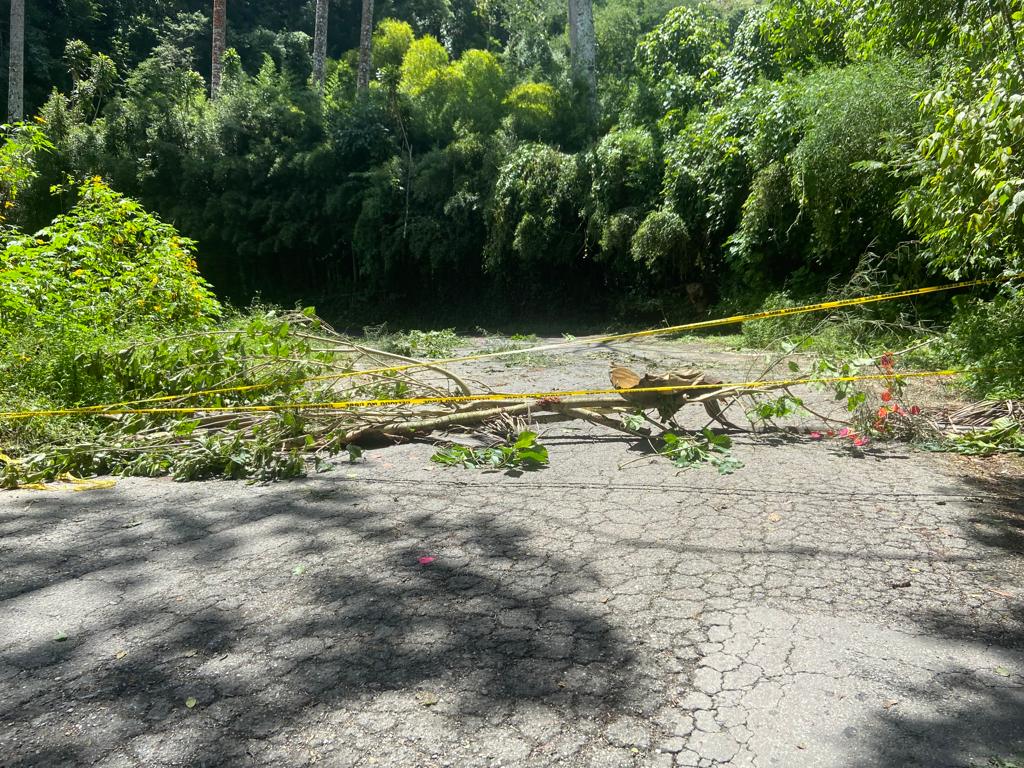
[910, 406, 921, 416]
[881, 390, 893, 402]
[838, 428, 851, 438]
[810, 432, 823, 440]
[878, 407, 890, 419]
[880, 353, 895, 369]
[853, 436, 869, 447]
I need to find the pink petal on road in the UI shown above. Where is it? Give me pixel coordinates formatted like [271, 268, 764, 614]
[418, 556, 436, 565]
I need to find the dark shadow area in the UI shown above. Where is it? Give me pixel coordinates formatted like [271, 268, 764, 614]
[0, 480, 642, 767]
[845, 462, 1024, 768]
[851, 672, 1024, 768]
[911, 465, 1024, 647]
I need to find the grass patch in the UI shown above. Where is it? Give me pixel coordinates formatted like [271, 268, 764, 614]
[477, 330, 558, 368]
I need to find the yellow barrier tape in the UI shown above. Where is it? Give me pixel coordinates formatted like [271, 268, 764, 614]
[0, 368, 979, 420]
[3, 273, 1019, 417]
[48, 271, 1020, 414]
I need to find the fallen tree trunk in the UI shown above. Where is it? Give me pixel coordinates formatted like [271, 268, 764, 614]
[335, 386, 769, 446]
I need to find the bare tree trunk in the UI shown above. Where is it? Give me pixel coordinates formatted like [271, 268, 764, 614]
[356, 0, 375, 96]
[313, 0, 329, 91]
[567, 0, 579, 58]
[567, 0, 597, 124]
[8, 0, 24, 121]
[211, 0, 227, 99]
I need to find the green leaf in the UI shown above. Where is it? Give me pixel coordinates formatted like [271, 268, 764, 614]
[513, 431, 538, 449]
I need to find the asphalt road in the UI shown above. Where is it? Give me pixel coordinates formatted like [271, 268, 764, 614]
[1, 341, 1022, 767]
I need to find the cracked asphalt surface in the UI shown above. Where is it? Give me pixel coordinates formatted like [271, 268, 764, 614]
[1, 340, 1023, 767]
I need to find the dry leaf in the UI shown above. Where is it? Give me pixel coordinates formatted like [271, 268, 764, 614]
[185, 697, 198, 709]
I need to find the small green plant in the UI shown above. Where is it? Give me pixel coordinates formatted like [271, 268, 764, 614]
[477, 331, 553, 367]
[622, 413, 648, 432]
[660, 430, 744, 474]
[431, 431, 549, 470]
[386, 329, 462, 359]
[747, 392, 806, 425]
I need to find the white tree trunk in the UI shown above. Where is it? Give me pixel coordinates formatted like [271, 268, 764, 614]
[313, 0, 329, 90]
[567, 0, 579, 59]
[8, 0, 24, 121]
[211, 0, 227, 98]
[567, 0, 597, 122]
[356, 0, 374, 95]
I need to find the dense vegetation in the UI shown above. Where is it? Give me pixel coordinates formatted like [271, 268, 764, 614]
[2, 1, 1017, 312]
[0, 0, 1022, 485]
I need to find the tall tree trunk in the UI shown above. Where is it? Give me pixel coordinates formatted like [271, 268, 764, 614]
[211, 0, 227, 98]
[356, 0, 374, 96]
[567, 0, 579, 58]
[313, 0, 329, 91]
[567, 0, 597, 125]
[8, 0, 24, 121]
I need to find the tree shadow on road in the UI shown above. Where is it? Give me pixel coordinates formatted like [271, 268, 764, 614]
[850, 459, 1024, 768]
[0, 479, 643, 766]
[850, 668, 1024, 768]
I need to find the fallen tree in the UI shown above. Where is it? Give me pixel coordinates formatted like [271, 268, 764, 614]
[1, 310, 1017, 487]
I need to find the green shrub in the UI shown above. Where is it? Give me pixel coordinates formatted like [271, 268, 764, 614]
[589, 127, 661, 266]
[635, 3, 728, 120]
[386, 329, 462, 359]
[631, 210, 695, 280]
[485, 143, 588, 274]
[944, 287, 1024, 397]
[740, 291, 816, 348]
[0, 176, 221, 338]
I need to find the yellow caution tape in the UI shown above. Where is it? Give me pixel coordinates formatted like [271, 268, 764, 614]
[0, 368, 982, 420]
[2, 273, 1019, 417]
[58, 272, 1024, 413]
